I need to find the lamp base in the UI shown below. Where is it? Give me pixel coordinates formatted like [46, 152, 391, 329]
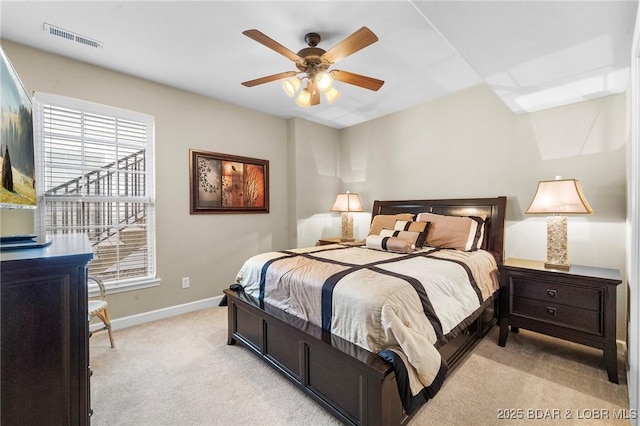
[544, 261, 571, 271]
[340, 212, 354, 241]
[546, 215, 569, 270]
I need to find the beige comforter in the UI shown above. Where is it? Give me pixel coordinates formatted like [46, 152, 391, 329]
[235, 244, 499, 401]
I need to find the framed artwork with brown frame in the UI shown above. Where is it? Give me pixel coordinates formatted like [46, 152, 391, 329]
[189, 149, 269, 214]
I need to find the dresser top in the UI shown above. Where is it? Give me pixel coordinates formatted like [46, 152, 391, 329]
[1, 233, 93, 263]
[503, 258, 621, 283]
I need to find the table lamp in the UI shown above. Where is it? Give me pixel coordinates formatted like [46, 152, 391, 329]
[525, 177, 593, 270]
[330, 192, 364, 241]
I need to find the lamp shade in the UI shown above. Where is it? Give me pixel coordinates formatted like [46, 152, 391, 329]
[316, 72, 334, 92]
[283, 77, 301, 97]
[324, 87, 341, 104]
[330, 192, 364, 213]
[295, 88, 312, 107]
[525, 178, 594, 214]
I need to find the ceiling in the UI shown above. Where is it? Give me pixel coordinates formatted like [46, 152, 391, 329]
[1, 1, 637, 129]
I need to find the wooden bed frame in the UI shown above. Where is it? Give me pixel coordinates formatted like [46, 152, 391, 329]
[224, 197, 506, 425]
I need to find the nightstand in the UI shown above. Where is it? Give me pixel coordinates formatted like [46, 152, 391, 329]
[317, 238, 365, 246]
[498, 258, 622, 383]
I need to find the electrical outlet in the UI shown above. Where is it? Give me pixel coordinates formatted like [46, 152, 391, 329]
[181, 277, 190, 289]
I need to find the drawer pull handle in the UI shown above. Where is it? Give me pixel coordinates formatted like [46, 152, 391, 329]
[546, 289, 557, 298]
[546, 307, 556, 316]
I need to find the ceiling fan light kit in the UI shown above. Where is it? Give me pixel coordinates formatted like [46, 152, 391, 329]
[286, 72, 339, 108]
[242, 27, 384, 107]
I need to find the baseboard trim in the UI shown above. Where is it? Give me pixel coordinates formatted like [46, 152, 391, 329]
[90, 295, 224, 332]
[618, 339, 628, 357]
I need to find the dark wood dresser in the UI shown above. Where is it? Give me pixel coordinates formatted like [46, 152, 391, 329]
[498, 258, 622, 383]
[1, 233, 93, 425]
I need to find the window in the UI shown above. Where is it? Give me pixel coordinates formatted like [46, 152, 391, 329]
[34, 93, 156, 292]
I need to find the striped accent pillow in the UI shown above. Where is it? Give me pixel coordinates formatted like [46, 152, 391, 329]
[366, 235, 415, 253]
[392, 220, 430, 247]
[379, 229, 424, 248]
[416, 212, 486, 251]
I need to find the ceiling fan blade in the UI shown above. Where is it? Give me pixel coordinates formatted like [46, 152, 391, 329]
[243, 29, 301, 62]
[322, 27, 379, 64]
[331, 70, 384, 91]
[241, 71, 298, 87]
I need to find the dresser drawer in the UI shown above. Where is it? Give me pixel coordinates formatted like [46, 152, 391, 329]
[512, 297, 602, 335]
[510, 276, 602, 311]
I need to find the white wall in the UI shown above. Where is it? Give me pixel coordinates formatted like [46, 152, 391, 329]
[340, 84, 628, 340]
[626, 3, 640, 422]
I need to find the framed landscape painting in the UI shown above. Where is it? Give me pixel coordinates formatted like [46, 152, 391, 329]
[0, 47, 36, 209]
[189, 149, 269, 214]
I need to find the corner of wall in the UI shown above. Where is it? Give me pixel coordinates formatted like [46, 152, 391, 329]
[287, 118, 298, 248]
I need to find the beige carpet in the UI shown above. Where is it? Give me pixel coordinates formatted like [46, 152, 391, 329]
[90, 306, 629, 425]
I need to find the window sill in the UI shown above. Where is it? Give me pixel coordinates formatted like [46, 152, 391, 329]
[88, 277, 161, 297]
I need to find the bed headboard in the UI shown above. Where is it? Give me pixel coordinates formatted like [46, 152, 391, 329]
[371, 197, 507, 265]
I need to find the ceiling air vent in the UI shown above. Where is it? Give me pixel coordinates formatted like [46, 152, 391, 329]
[43, 23, 103, 49]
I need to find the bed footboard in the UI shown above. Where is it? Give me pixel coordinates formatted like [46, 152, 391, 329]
[225, 289, 408, 426]
[225, 289, 497, 426]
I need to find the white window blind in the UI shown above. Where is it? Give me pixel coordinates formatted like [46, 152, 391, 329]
[34, 93, 156, 290]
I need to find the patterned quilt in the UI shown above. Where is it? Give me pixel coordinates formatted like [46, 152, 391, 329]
[234, 243, 499, 414]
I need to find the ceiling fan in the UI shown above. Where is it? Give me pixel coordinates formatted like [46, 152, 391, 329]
[241, 27, 384, 107]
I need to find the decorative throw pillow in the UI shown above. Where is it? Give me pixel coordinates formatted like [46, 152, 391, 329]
[366, 235, 415, 253]
[368, 213, 415, 236]
[379, 229, 423, 246]
[392, 220, 430, 247]
[416, 212, 486, 251]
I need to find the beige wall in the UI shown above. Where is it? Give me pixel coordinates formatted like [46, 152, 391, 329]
[1, 41, 291, 319]
[287, 117, 342, 248]
[340, 84, 628, 339]
[1, 41, 629, 340]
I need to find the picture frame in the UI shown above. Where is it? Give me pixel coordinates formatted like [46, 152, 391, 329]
[189, 149, 269, 214]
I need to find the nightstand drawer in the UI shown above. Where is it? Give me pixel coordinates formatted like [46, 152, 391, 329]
[512, 297, 602, 335]
[510, 276, 602, 311]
